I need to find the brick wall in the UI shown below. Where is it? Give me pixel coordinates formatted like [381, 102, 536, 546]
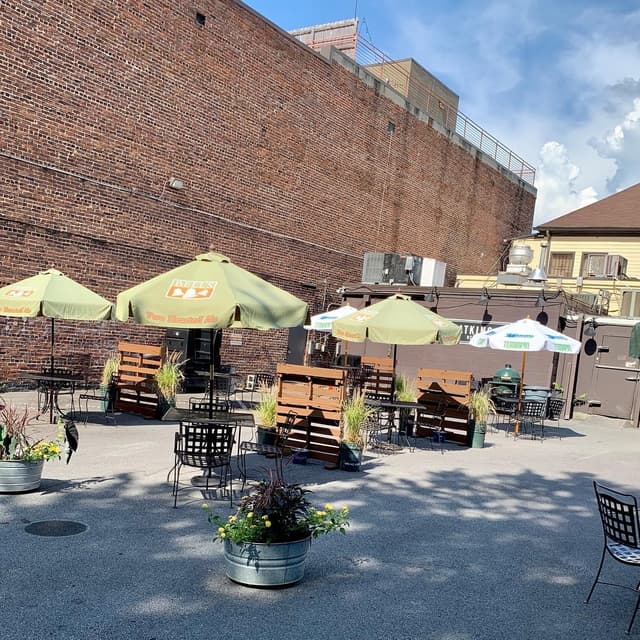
[0, 0, 535, 382]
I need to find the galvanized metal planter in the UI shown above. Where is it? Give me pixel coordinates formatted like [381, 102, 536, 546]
[0, 460, 44, 492]
[223, 537, 311, 587]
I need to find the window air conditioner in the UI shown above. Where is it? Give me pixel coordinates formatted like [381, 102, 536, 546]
[605, 254, 628, 278]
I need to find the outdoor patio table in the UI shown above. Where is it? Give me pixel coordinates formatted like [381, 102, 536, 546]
[23, 372, 83, 423]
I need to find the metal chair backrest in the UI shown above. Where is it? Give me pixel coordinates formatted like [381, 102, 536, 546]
[546, 397, 565, 420]
[178, 422, 235, 466]
[190, 397, 230, 413]
[519, 400, 547, 419]
[593, 481, 640, 549]
[276, 411, 297, 447]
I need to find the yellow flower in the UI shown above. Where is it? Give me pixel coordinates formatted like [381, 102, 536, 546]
[342, 506, 349, 513]
[218, 527, 225, 534]
[247, 512, 253, 519]
[318, 511, 326, 516]
[264, 520, 272, 528]
[262, 515, 269, 520]
[228, 515, 237, 522]
[220, 532, 226, 538]
[325, 503, 333, 511]
[201, 503, 209, 510]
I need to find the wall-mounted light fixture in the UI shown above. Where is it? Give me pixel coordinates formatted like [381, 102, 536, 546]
[534, 291, 546, 308]
[584, 319, 597, 337]
[479, 287, 491, 305]
[168, 177, 185, 190]
[424, 288, 438, 304]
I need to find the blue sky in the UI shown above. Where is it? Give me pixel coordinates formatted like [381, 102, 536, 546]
[244, 0, 640, 226]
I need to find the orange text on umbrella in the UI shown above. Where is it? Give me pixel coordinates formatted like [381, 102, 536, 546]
[166, 280, 217, 300]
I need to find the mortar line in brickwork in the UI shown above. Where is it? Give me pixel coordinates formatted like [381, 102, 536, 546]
[1, 150, 361, 259]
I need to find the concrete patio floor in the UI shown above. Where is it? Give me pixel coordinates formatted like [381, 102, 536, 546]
[1, 390, 639, 640]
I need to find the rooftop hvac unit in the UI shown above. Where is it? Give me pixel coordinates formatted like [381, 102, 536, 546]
[621, 290, 640, 317]
[417, 257, 446, 286]
[361, 253, 446, 286]
[361, 252, 409, 284]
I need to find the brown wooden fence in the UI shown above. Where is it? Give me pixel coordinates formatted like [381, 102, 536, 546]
[361, 356, 394, 400]
[275, 363, 347, 464]
[114, 341, 163, 418]
[416, 368, 472, 445]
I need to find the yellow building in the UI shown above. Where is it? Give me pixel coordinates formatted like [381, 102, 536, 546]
[456, 182, 640, 316]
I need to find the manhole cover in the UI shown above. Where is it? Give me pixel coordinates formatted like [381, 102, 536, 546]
[24, 520, 87, 537]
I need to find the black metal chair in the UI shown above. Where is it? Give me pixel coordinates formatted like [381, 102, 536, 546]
[238, 411, 296, 488]
[363, 407, 395, 453]
[78, 373, 118, 425]
[172, 421, 236, 508]
[544, 396, 565, 439]
[508, 400, 547, 439]
[415, 402, 446, 454]
[586, 481, 640, 635]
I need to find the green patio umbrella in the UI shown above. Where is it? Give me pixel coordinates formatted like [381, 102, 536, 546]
[115, 252, 308, 414]
[331, 294, 461, 397]
[0, 268, 114, 373]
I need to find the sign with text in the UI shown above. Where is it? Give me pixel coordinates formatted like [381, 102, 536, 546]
[450, 319, 508, 344]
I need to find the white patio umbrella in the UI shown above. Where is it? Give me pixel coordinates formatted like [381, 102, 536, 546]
[304, 305, 357, 332]
[303, 305, 358, 365]
[469, 317, 581, 436]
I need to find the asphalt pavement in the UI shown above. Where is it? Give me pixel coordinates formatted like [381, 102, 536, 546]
[1, 390, 639, 640]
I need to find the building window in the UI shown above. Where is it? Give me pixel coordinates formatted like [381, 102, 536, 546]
[581, 253, 607, 278]
[548, 252, 574, 278]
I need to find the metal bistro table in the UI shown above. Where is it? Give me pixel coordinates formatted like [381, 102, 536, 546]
[161, 406, 256, 439]
[23, 372, 83, 423]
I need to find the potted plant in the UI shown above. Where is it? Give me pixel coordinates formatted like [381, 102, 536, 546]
[255, 382, 278, 446]
[340, 389, 374, 471]
[467, 388, 496, 448]
[154, 351, 185, 412]
[206, 476, 349, 587]
[99, 352, 120, 412]
[0, 403, 63, 492]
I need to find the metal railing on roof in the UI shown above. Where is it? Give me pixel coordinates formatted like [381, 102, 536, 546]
[297, 31, 536, 186]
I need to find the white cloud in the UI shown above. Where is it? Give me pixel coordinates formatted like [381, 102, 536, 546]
[590, 97, 640, 192]
[533, 142, 598, 227]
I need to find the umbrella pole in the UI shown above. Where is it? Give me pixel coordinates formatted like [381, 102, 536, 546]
[514, 351, 527, 438]
[209, 328, 215, 419]
[391, 344, 398, 402]
[49, 318, 55, 424]
[343, 340, 349, 366]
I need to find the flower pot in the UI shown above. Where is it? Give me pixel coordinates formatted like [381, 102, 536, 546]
[339, 441, 362, 472]
[223, 537, 311, 587]
[0, 460, 44, 493]
[256, 426, 278, 447]
[468, 420, 487, 448]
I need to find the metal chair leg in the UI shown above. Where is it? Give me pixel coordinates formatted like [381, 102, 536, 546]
[585, 547, 607, 603]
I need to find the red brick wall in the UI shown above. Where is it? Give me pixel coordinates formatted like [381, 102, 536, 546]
[0, 0, 535, 382]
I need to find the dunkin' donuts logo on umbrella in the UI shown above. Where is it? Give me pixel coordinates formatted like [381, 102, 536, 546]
[5, 287, 34, 297]
[166, 280, 216, 300]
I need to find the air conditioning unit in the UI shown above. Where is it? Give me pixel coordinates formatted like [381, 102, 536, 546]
[362, 252, 413, 284]
[417, 257, 446, 286]
[361, 253, 446, 286]
[605, 254, 628, 278]
[621, 290, 640, 317]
